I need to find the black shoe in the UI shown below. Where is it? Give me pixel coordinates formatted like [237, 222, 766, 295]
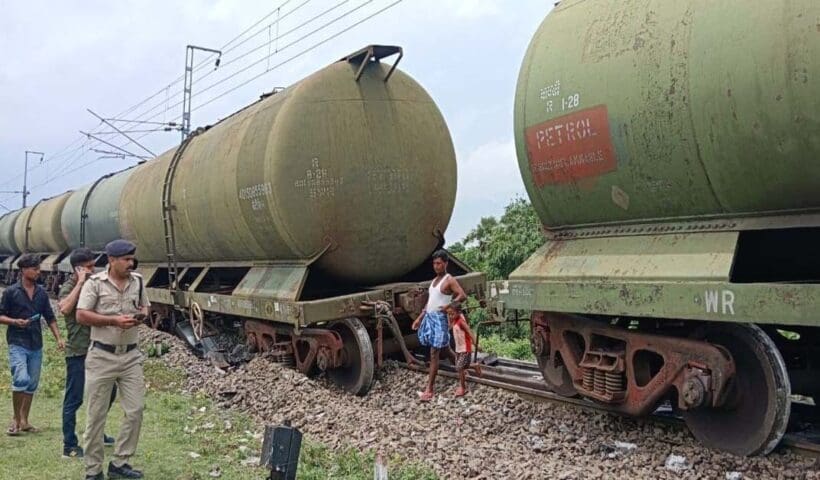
[104, 434, 115, 446]
[62, 445, 84, 459]
[108, 462, 144, 479]
[85, 473, 104, 480]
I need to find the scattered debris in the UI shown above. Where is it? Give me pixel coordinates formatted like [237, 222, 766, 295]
[664, 454, 690, 473]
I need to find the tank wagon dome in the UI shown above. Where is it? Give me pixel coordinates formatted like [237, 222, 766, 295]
[514, 0, 820, 230]
[119, 48, 457, 284]
[0, 209, 24, 255]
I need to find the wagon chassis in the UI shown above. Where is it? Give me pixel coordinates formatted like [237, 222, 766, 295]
[139, 259, 485, 394]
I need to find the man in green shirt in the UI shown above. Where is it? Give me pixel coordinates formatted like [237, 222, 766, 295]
[59, 248, 115, 458]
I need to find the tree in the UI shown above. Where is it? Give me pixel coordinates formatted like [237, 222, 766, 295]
[449, 197, 545, 280]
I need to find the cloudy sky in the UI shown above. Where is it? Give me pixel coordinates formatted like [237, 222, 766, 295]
[0, 0, 552, 243]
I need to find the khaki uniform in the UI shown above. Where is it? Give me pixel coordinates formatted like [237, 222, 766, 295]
[77, 270, 149, 476]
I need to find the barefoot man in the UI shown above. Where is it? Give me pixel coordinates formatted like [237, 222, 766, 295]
[411, 250, 466, 401]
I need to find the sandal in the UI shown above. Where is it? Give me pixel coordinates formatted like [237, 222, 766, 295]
[7, 424, 21, 436]
[21, 425, 39, 433]
[454, 387, 467, 397]
[418, 390, 434, 402]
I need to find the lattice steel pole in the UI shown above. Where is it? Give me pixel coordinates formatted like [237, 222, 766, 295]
[181, 45, 222, 142]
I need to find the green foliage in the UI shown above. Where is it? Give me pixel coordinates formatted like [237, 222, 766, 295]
[449, 197, 544, 280]
[478, 334, 534, 361]
[146, 340, 171, 358]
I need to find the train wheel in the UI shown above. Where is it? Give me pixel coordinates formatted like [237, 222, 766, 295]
[327, 317, 374, 396]
[532, 324, 577, 397]
[536, 352, 577, 397]
[682, 323, 791, 456]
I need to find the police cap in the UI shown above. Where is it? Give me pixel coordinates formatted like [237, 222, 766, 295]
[105, 239, 137, 257]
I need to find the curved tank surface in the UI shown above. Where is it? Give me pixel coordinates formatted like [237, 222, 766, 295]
[13, 206, 34, 253]
[24, 192, 72, 253]
[120, 58, 456, 284]
[0, 210, 23, 255]
[514, 0, 820, 229]
[62, 168, 136, 251]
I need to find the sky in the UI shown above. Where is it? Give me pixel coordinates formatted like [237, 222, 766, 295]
[0, 0, 552, 244]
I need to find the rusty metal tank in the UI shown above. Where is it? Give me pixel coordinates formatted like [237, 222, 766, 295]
[13, 193, 72, 253]
[62, 168, 136, 252]
[120, 48, 456, 283]
[514, 0, 820, 230]
[0, 209, 23, 255]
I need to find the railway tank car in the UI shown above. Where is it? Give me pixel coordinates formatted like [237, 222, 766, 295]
[132, 46, 484, 396]
[500, 0, 820, 455]
[0, 45, 485, 396]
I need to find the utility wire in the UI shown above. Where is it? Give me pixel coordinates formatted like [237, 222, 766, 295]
[28, 0, 304, 186]
[194, 0, 404, 114]
[28, 0, 402, 193]
[94, 0, 305, 136]
[110, 0, 350, 138]
[119, 0, 386, 136]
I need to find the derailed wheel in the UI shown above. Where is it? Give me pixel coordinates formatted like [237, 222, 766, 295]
[532, 324, 577, 397]
[327, 317, 374, 396]
[537, 351, 577, 397]
[682, 324, 791, 456]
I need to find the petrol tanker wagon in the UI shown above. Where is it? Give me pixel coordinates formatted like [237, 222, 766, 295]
[0, 45, 485, 396]
[501, 0, 820, 455]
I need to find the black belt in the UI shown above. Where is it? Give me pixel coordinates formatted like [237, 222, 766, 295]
[92, 341, 138, 354]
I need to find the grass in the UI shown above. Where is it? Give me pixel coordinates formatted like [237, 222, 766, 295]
[478, 333, 535, 361]
[0, 324, 437, 479]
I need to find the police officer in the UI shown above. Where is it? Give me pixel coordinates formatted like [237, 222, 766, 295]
[77, 239, 148, 480]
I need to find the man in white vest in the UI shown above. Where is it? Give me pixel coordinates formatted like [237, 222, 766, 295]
[411, 250, 466, 401]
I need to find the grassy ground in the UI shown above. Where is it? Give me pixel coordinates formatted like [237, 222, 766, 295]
[0, 325, 436, 479]
[479, 334, 534, 361]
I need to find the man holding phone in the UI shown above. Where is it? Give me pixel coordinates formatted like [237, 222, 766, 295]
[77, 239, 149, 480]
[0, 253, 64, 436]
[58, 247, 116, 458]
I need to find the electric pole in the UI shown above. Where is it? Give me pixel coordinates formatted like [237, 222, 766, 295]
[1, 151, 43, 208]
[181, 45, 222, 142]
[23, 151, 44, 207]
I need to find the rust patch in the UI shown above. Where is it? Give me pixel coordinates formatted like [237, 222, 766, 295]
[525, 105, 618, 186]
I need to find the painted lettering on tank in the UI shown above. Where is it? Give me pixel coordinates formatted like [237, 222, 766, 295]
[368, 168, 410, 193]
[294, 158, 343, 200]
[704, 289, 735, 315]
[540, 80, 561, 100]
[239, 182, 273, 211]
[525, 105, 617, 186]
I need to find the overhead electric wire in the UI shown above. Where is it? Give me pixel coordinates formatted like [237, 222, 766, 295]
[108, 0, 351, 137]
[120, 0, 393, 137]
[27, 0, 305, 188]
[92, 0, 306, 136]
[28, 0, 402, 193]
[193, 0, 404, 114]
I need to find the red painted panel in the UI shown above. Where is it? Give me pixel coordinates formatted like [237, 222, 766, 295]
[525, 105, 617, 186]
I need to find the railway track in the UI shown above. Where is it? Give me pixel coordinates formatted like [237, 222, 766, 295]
[401, 354, 820, 458]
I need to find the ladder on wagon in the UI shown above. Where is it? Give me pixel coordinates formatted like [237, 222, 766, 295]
[161, 131, 199, 294]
